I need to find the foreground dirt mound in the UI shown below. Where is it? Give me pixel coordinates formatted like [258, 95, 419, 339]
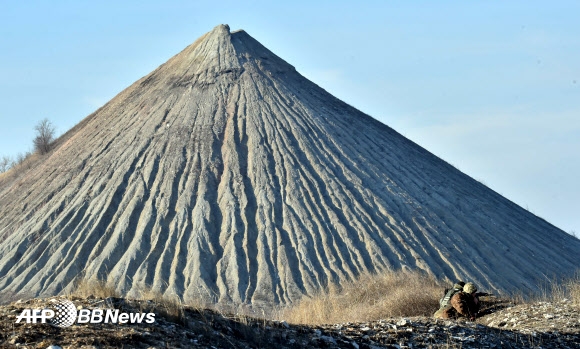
[1, 297, 579, 348]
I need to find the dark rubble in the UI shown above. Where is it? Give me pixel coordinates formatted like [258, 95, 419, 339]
[1, 297, 579, 349]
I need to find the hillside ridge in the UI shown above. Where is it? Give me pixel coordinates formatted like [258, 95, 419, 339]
[0, 24, 579, 305]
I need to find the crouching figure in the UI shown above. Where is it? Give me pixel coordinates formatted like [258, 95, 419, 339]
[434, 282, 480, 321]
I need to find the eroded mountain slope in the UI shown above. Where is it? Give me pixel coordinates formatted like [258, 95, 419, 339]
[0, 25, 579, 305]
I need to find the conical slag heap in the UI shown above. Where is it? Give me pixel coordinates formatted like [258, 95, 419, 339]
[0, 24, 579, 305]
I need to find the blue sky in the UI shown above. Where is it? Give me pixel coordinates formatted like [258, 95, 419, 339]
[1, 1, 578, 236]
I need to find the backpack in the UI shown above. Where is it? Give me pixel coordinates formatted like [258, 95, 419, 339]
[439, 284, 463, 308]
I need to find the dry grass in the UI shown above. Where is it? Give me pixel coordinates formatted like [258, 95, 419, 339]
[543, 272, 580, 305]
[283, 270, 445, 325]
[505, 271, 580, 306]
[132, 285, 190, 324]
[71, 278, 121, 299]
[0, 152, 44, 189]
[61, 270, 580, 327]
[70, 278, 190, 324]
[568, 279, 580, 305]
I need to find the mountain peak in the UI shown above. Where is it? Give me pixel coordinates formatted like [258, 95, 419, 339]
[144, 24, 240, 87]
[142, 25, 294, 88]
[213, 23, 231, 34]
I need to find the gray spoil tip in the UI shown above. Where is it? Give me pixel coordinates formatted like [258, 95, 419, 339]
[215, 24, 231, 34]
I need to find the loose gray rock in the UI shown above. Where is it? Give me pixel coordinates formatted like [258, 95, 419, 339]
[397, 318, 410, 326]
[320, 335, 337, 344]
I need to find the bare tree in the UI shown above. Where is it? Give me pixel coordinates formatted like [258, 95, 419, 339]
[15, 152, 26, 166]
[33, 119, 55, 155]
[0, 155, 12, 173]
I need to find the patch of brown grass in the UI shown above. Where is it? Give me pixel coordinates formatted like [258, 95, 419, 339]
[568, 280, 580, 305]
[132, 285, 189, 324]
[283, 270, 445, 325]
[547, 272, 580, 305]
[507, 271, 580, 306]
[70, 279, 191, 324]
[71, 278, 122, 299]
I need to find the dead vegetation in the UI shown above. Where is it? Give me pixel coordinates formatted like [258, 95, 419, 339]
[282, 269, 580, 326]
[32, 119, 55, 155]
[70, 278, 121, 299]
[505, 271, 580, 307]
[62, 269, 580, 328]
[69, 278, 190, 325]
[4, 269, 577, 328]
[542, 271, 580, 305]
[0, 150, 49, 195]
[0, 119, 55, 179]
[283, 270, 445, 325]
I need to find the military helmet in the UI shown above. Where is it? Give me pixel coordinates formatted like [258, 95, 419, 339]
[463, 282, 477, 294]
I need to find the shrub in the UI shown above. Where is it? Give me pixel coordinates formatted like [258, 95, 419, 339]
[33, 118, 55, 155]
[0, 156, 12, 173]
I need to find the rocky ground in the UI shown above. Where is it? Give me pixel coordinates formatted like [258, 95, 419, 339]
[1, 296, 579, 348]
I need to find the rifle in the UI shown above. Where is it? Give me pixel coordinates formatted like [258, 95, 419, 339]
[475, 292, 494, 297]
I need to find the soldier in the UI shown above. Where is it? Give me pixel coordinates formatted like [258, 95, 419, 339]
[438, 281, 465, 308]
[434, 282, 480, 321]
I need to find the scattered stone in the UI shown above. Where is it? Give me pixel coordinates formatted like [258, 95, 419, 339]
[397, 318, 410, 326]
[320, 335, 337, 344]
[9, 336, 22, 345]
[0, 296, 578, 348]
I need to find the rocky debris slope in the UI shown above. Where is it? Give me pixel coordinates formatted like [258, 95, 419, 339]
[481, 298, 580, 338]
[1, 297, 579, 348]
[1, 24, 579, 304]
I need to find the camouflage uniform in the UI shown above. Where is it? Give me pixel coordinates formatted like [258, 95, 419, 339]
[434, 282, 480, 320]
